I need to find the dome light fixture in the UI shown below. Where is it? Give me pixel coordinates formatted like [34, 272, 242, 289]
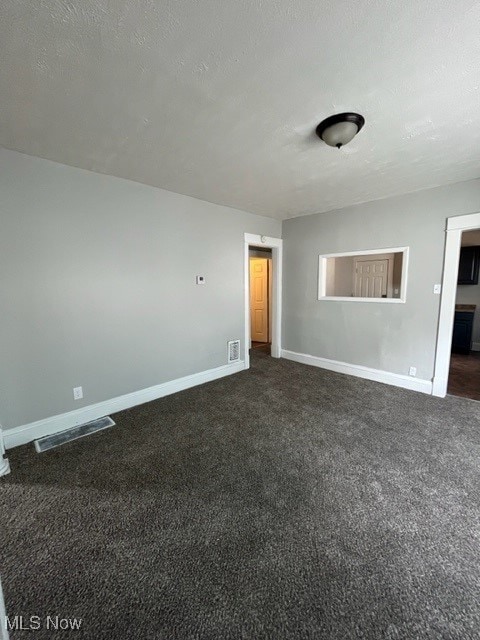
[316, 112, 365, 149]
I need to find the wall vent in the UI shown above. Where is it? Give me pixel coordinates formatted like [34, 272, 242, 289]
[227, 340, 241, 363]
[34, 416, 115, 453]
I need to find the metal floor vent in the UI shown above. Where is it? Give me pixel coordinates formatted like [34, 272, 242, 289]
[34, 416, 115, 453]
[227, 339, 240, 363]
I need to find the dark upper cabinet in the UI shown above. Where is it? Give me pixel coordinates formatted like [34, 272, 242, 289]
[458, 246, 480, 285]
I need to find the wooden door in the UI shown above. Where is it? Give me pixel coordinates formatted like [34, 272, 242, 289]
[354, 259, 388, 298]
[250, 258, 269, 342]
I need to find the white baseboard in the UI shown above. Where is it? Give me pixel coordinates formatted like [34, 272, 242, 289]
[0, 428, 10, 476]
[281, 350, 432, 394]
[4, 361, 245, 450]
[0, 458, 10, 477]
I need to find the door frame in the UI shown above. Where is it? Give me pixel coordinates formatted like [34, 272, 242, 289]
[433, 211, 480, 397]
[244, 233, 282, 369]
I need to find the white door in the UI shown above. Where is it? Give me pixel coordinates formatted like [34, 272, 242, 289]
[354, 259, 388, 298]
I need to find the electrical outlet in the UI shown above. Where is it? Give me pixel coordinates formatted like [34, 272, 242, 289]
[433, 284, 441, 294]
[73, 386, 83, 400]
[408, 367, 417, 377]
[196, 275, 205, 285]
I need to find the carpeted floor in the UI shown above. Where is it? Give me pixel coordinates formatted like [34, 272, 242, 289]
[2, 352, 480, 639]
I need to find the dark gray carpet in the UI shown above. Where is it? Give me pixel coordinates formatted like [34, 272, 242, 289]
[2, 352, 480, 639]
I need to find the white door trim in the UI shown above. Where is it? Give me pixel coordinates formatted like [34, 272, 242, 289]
[244, 233, 283, 369]
[433, 211, 480, 397]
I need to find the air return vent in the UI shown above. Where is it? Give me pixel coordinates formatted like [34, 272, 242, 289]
[34, 416, 115, 453]
[227, 340, 240, 363]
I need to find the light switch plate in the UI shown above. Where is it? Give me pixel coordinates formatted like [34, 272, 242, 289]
[433, 284, 441, 294]
[196, 276, 205, 285]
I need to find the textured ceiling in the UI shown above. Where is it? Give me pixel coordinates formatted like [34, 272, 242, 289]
[1, 0, 480, 220]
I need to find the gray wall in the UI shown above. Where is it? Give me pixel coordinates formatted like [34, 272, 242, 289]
[282, 179, 480, 381]
[392, 253, 403, 298]
[0, 150, 280, 429]
[333, 256, 354, 297]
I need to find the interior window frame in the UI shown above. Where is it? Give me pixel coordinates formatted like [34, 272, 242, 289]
[317, 246, 409, 303]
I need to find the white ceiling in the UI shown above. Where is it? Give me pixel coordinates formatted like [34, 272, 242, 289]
[1, 0, 479, 220]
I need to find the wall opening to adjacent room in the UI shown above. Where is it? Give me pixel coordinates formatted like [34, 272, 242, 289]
[249, 246, 272, 356]
[434, 211, 480, 397]
[318, 247, 409, 302]
[244, 234, 282, 370]
[446, 228, 480, 401]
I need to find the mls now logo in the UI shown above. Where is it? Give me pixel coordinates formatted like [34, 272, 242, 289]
[5, 615, 83, 631]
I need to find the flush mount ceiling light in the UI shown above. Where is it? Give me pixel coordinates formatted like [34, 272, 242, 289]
[316, 112, 365, 149]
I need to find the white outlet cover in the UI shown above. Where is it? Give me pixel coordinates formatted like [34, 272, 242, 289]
[433, 284, 442, 294]
[196, 276, 205, 285]
[73, 386, 83, 400]
[408, 367, 417, 377]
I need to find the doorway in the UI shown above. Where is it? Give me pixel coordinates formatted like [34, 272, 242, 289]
[433, 211, 480, 397]
[244, 233, 282, 369]
[249, 247, 272, 355]
[446, 228, 480, 400]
